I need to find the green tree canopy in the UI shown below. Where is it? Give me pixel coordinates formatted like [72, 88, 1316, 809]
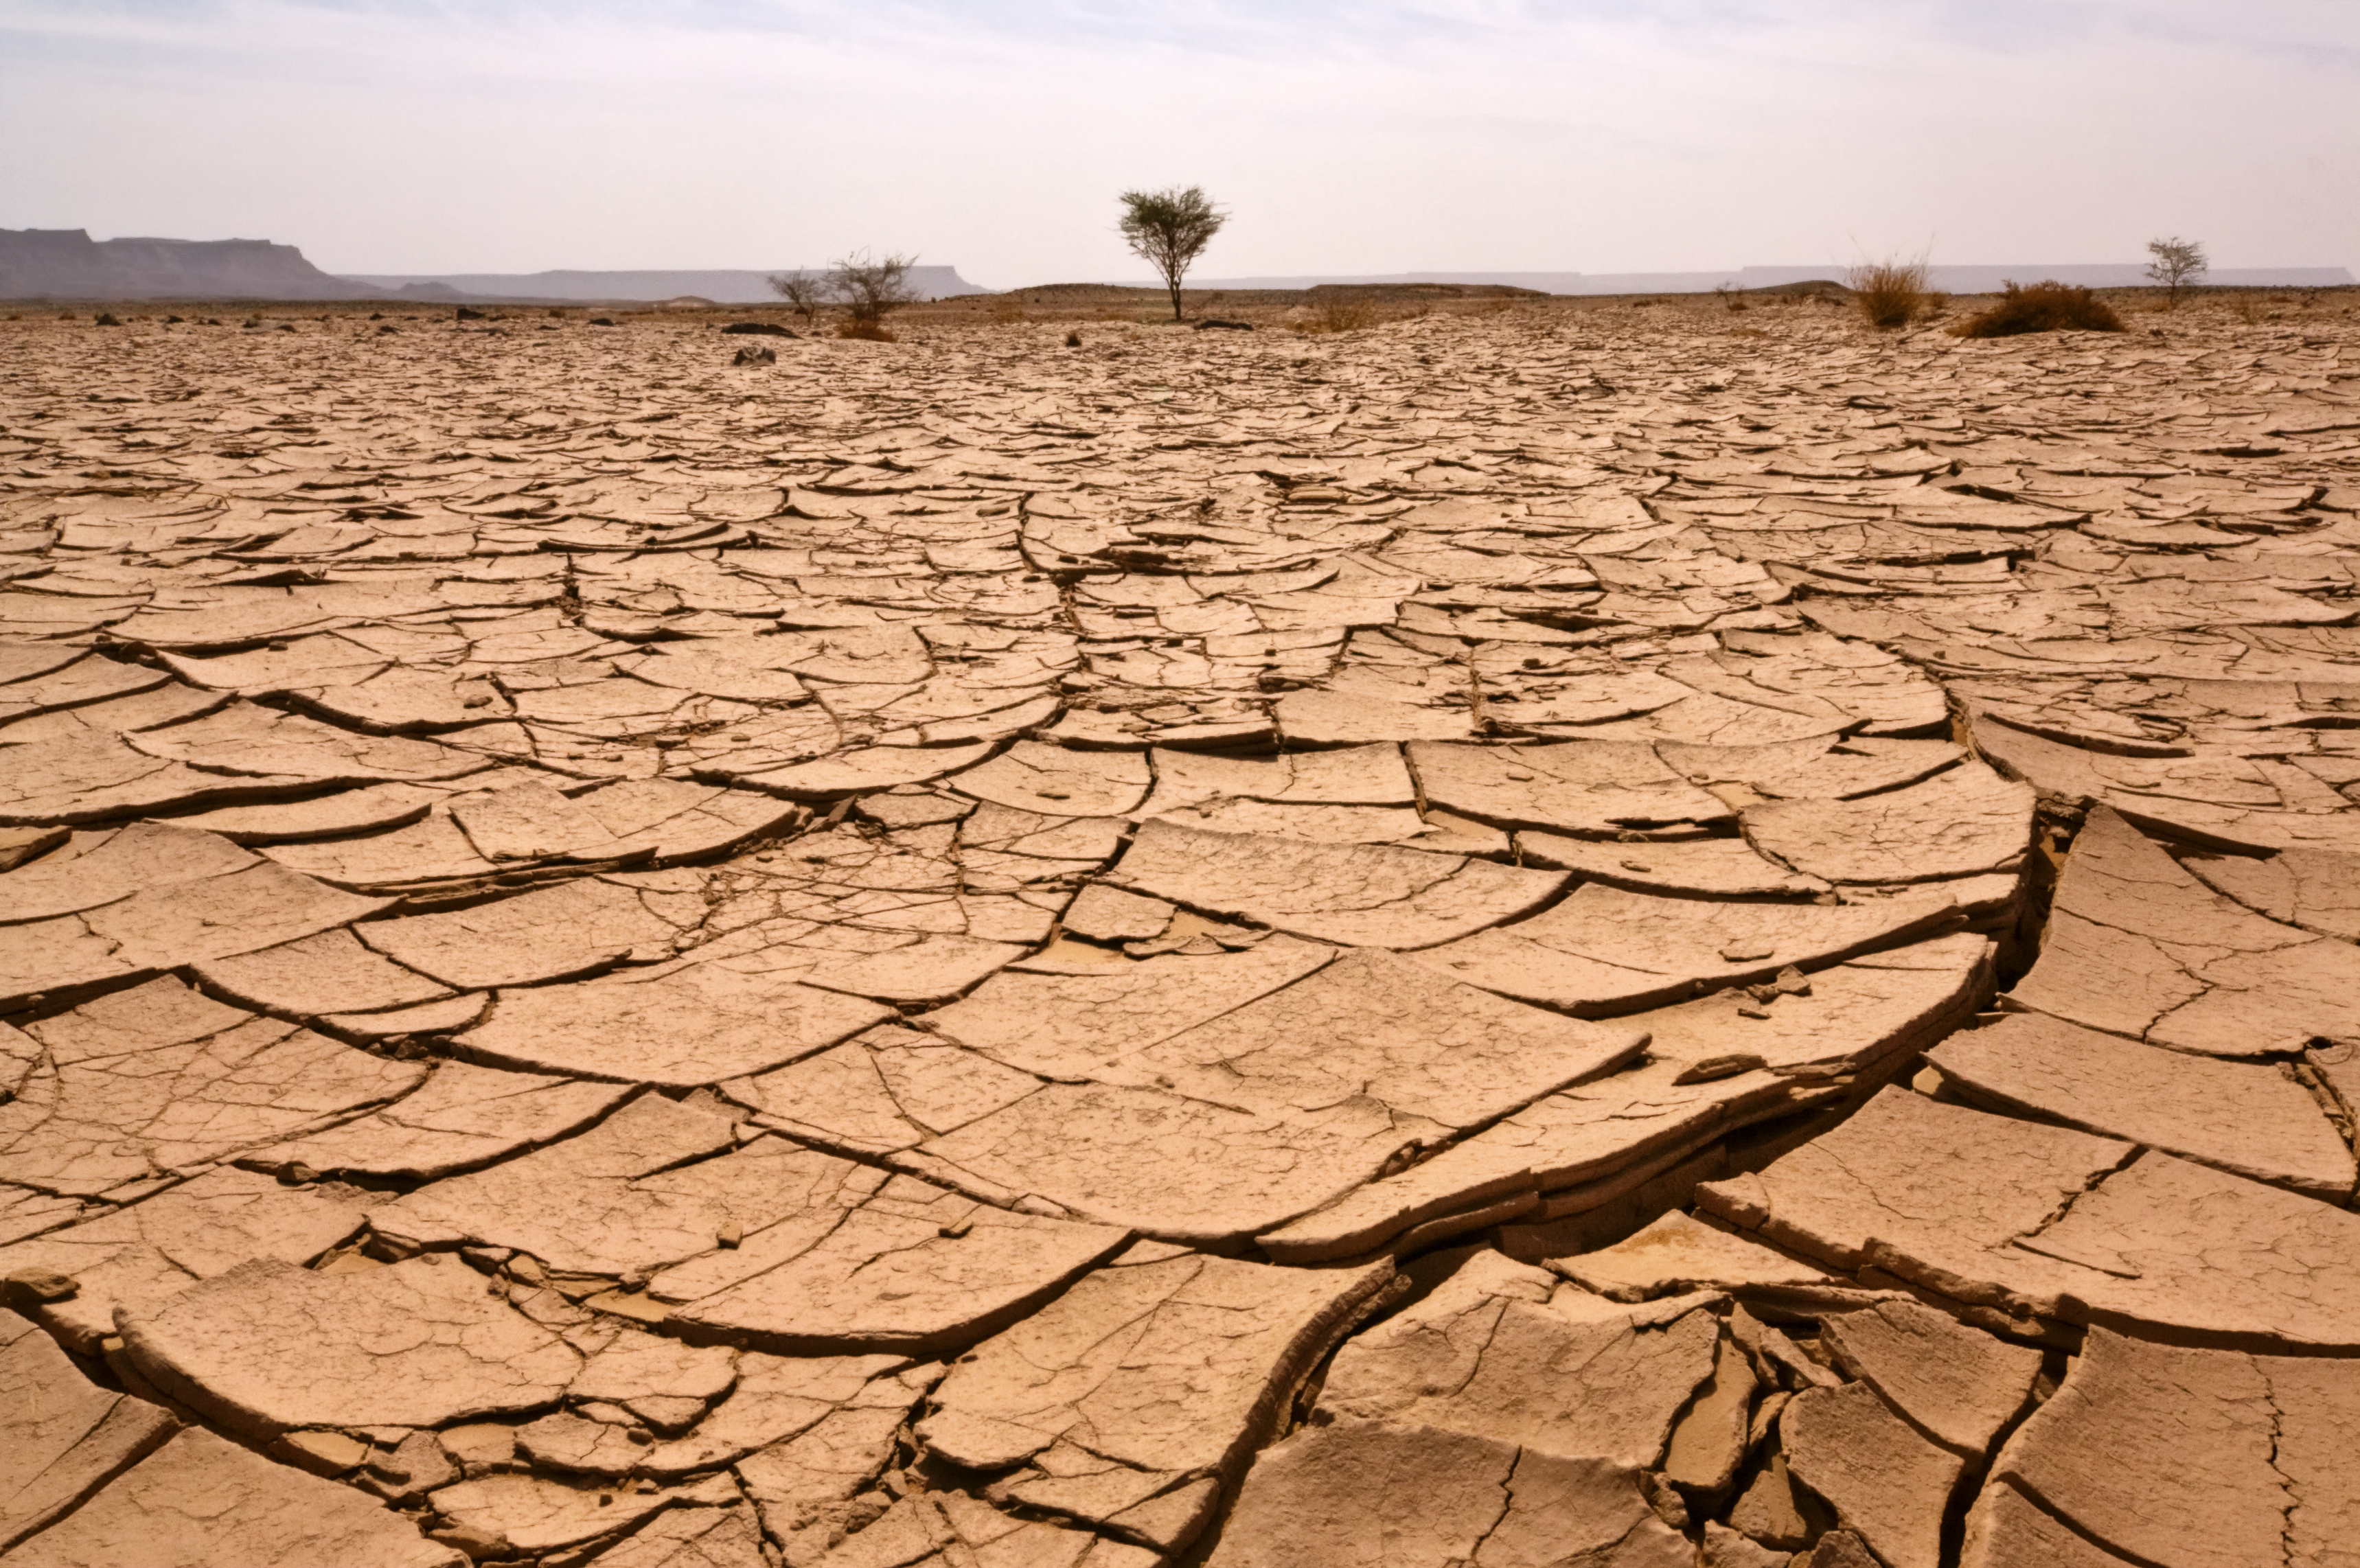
[1119, 185, 1227, 322]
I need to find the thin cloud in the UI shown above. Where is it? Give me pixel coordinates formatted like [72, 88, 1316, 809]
[2, 0, 2352, 281]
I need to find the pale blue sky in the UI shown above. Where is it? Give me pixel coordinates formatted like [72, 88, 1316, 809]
[3, 1, 2353, 284]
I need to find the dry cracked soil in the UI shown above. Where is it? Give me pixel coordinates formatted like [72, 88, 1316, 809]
[1, 289, 2359, 1568]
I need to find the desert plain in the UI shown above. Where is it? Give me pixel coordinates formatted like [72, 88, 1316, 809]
[1, 284, 2359, 1567]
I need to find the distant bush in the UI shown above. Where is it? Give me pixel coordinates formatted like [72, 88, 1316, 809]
[1951, 281, 2127, 338]
[766, 271, 828, 324]
[1119, 185, 1228, 322]
[1848, 257, 1927, 330]
[2144, 237, 2207, 309]
[826, 252, 919, 335]
[1296, 294, 1384, 334]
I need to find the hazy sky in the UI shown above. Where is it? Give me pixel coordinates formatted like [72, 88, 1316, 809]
[3, 1, 2355, 286]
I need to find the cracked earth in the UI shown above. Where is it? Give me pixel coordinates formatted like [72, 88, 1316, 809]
[1, 291, 2359, 1567]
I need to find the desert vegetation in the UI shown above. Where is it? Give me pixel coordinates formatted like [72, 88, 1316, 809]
[1846, 256, 1929, 330]
[1294, 290, 1390, 334]
[1951, 280, 2127, 338]
[2146, 236, 2208, 308]
[759, 252, 919, 338]
[827, 251, 919, 341]
[1119, 185, 1228, 322]
[764, 269, 827, 324]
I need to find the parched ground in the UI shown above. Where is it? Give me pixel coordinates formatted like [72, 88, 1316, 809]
[1, 290, 2359, 1567]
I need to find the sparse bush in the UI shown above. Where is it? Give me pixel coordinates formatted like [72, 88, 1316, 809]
[825, 252, 919, 333]
[1848, 256, 1927, 330]
[766, 270, 828, 324]
[1118, 185, 1227, 322]
[2145, 237, 2206, 308]
[1296, 293, 1384, 334]
[1714, 281, 1748, 312]
[1950, 281, 2127, 338]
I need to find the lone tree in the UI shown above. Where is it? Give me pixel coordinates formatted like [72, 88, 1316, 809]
[1119, 185, 1226, 322]
[2145, 236, 2208, 309]
[826, 251, 920, 338]
[765, 270, 827, 323]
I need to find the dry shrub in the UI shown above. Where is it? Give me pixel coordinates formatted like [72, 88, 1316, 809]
[1296, 295, 1384, 334]
[836, 321, 897, 342]
[1951, 281, 2126, 338]
[1848, 257, 1927, 330]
